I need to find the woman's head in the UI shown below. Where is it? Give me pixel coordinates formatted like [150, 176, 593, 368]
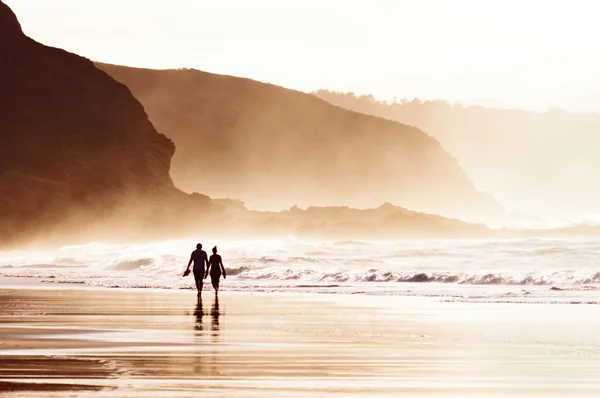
[212, 246, 217, 254]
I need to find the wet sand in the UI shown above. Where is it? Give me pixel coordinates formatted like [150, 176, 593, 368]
[1, 286, 600, 397]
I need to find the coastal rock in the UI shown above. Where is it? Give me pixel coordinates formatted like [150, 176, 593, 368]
[0, 1, 182, 245]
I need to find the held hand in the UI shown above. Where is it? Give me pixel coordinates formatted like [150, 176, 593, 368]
[223, 274, 226, 279]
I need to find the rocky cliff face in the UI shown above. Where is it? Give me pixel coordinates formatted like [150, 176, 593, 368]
[97, 64, 503, 221]
[0, 1, 186, 245]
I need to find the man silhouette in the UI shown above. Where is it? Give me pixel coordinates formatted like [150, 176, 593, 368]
[183, 243, 209, 298]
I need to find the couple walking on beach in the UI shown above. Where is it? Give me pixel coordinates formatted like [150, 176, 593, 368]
[183, 243, 226, 298]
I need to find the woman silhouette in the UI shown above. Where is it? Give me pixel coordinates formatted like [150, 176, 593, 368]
[206, 246, 226, 295]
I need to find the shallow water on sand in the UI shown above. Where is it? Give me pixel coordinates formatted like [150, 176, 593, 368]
[1, 288, 600, 397]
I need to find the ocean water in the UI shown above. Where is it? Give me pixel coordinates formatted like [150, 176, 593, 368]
[2, 237, 600, 304]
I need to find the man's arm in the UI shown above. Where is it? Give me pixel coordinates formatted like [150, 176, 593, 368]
[204, 253, 210, 279]
[185, 253, 193, 271]
[182, 253, 193, 276]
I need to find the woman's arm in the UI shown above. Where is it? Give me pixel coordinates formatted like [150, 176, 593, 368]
[220, 257, 226, 279]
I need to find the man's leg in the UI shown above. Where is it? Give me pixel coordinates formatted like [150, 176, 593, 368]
[194, 271, 204, 297]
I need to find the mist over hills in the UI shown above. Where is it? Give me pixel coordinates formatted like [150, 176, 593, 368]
[0, 0, 496, 247]
[6, 0, 596, 249]
[97, 63, 502, 222]
[313, 90, 600, 219]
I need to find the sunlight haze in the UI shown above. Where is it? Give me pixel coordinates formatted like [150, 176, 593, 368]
[6, 0, 600, 112]
[5, 1, 600, 394]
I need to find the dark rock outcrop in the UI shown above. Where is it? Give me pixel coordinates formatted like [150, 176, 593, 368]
[0, 0, 22, 41]
[0, 1, 196, 245]
[234, 203, 490, 240]
[97, 64, 503, 222]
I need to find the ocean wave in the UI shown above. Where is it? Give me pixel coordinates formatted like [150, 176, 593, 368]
[4, 265, 600, 287]
[333, 240, 370, 246]
[227, 266, 600, 286]
[53, 257, 86, 265]
[243, 256, 333, 265]
[225, 265, 253, 276]
[491, 213, 600, 230]
[14, 264, 80, 269]
[296, 284, 341, 288]
[314, 271, 554, 285]
[111, 258, 154, 271]
[578, 272, 600, 284]
[550, 285, 600, 291]
[3, 237, 600, 301]
[303, 251, 332, 256]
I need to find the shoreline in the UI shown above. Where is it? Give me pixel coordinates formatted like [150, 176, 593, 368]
[2, 276, 600, 306]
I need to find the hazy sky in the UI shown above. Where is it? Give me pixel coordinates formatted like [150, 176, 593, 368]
[6, 0, 600, 111]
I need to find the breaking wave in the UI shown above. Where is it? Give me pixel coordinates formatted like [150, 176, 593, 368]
[2, 236, 600, 302]
[3, 264, 600, 288]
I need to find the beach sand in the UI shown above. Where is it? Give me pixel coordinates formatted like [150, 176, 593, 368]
[1, 285, 600, 397]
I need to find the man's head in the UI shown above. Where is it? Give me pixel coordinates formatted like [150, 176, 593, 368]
[212, 246, 217, 254]
[196, 243, 202, 250]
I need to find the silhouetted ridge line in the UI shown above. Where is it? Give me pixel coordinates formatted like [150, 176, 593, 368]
[0, 1, 22, 39]
[312, 89, 600, 218]
[97, 63, 503, 222]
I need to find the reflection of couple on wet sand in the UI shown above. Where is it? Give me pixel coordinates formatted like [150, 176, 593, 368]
[183, 243, 226, 299]
[193, 296, 221, 333]
[193, 297, 221, 375]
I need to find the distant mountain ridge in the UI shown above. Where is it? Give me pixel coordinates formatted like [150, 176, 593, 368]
[312, 90, 600, 218]
[97, 63, 503, 222]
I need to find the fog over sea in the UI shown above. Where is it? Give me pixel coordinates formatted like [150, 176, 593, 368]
[4, 216, 600, 304]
